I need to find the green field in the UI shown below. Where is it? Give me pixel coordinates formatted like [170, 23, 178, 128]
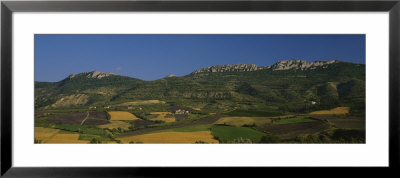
[152, 124, 213, 133]
[211, 125, 266, 143]
[272, 116, 316, 125]
[214, 116, 272, 127]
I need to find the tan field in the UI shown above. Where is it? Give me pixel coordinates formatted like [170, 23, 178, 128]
[46, 133, 88, 144]
[117, 131, 218, 143]
[108, 111, 140, 121]
[309, 107, 350, 115]
[150, 112, 176, 123]
[97, 120, 131, 130]
[104, 141, 119, 144]
[120, 100, 166, 106]
[35, 127, 60, 142]
[35, 127, 88, 144]
[214, 117, 272, 127]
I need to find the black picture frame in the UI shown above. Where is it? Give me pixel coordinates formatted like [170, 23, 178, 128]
[1, 0, 399, 177]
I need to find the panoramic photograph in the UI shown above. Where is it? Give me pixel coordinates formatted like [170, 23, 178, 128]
[34, 34, 366, 144]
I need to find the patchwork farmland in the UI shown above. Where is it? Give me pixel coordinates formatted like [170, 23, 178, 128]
[149, 112, 176, 123]
[34, 127, 89, 144]
[35, 103, 364, 143]
[83, 111, 109, 125]
[97, 121, 131, 130]
[34, 59, 366, 144]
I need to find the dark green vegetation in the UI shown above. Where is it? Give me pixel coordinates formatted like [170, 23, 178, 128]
[271, 116, 315, 125]
[211, 125, 266, 143]
[260, 129, 365, 143]
[35, 60, 366, 143]
[152, 124, 213, 133]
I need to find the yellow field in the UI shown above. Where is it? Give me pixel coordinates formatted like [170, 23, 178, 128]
[104, 141, 118, 144]
[35, 127, 60, 142]
[120, 100, 166, 105]
[309, 107, 350, 115]
[150, 112, 176, 123]
[35, 127, 89, 144]
[46, 134, 89, 144]
[108, 111, 140, 121]
[117, 131, 218, 143]
[214, 117, 272, 127]
[97, 121, 131, 130]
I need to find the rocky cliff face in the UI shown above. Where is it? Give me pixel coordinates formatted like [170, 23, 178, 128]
[166, 74, 177, 78]
[270, 60, 338, 71]
[64, 60, 341, 80]
[192, 64, 270, 74]
[68, 71, 115, 79]
[192, 60, 339, 74]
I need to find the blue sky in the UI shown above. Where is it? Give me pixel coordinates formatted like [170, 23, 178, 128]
[35, 34, 365, 82]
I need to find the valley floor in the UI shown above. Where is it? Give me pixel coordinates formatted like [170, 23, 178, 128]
[35, 104, 365, 144]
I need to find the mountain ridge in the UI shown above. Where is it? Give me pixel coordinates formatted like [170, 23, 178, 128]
[192, 59, 340, 74]
[54, 59, 350, 82]
[67, 71, 116, 80]
[35, 59, 365, 115]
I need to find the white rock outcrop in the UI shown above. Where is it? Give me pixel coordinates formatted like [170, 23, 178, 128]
[192, 59, 339, 74]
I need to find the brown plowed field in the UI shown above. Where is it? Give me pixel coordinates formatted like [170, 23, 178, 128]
[309, 115, 365, 130]
[83, 111, 110, 125]
[174, 114, 189, 121]
[46, 112, 87, 125]
[83, 119, 109, 125]
[257, 120, 331, 139]
[132, 119, 157, 128]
